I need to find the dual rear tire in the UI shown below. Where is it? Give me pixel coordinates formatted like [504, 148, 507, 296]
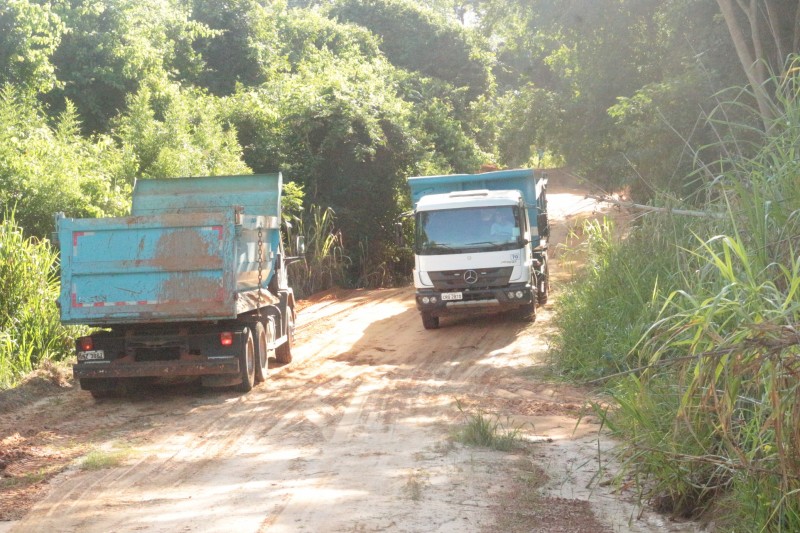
[238, 305, 295, 391]
[253, 322, 272, 383]
[275, 307, 295, 364]
[236, 327, 256, 392]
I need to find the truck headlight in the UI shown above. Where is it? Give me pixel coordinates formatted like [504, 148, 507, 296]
[516, 291, 524, 299]
[430, 297, 437, 304]
[507, 291, 515, 299]
[422, 296, 430, 304]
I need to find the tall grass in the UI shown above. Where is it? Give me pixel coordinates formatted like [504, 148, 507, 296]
[551, 61, 800, 530]
[454, 401, 523, 452]
[286, 205, 350, 298]
[550, 215, 688, 380]
[0, 213, 75, 388]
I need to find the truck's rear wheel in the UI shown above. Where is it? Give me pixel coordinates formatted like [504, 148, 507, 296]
[89, 388, 118, 400]
[236, 327, 256, 392]
[275, 307, 294, 365]
[81, 378, 119, 399]
[421, 311, 439, 330]
[537, 257, 550, 305]
[253, 322, 268, 383]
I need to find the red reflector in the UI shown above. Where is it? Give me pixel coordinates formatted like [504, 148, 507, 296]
[220, 332, 234, 346]
[78, 336, 93, 351]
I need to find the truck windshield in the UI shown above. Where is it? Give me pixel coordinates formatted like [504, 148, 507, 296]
[415, 206, 522, 255]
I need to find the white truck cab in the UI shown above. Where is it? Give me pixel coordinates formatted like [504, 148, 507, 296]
[406, 170, 548, 329]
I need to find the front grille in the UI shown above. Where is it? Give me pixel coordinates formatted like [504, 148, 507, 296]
[429, 267, 513, 290]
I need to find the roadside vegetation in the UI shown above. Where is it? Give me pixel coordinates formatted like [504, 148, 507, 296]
[0, 212, 76, 388]
[1, 1, 799, 529]
[551, 67, 800, 530]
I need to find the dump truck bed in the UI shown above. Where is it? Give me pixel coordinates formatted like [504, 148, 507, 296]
[57, 174, 283, 326]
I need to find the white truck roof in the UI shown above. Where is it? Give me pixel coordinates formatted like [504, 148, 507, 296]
[415, 189, 521, 212]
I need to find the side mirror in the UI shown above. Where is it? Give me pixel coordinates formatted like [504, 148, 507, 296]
[537, 212, 550, 238]
[394, 222, 406, 247]
[295, 235, 306, 256]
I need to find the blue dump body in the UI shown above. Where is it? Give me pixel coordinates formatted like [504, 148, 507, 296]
[58, 174, 283, 326]
[407, 168, 547, 245]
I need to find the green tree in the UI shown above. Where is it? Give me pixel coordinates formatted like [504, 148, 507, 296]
[0, 85, 130, 238]
[113, 79, 250, 181]
[231, 52, 418, 283]
[47, 0, 211, 133]
[481, 0, 746, 196]
[330, 0, 493, 102]
[190, 0, 284, 96]
[0, 0, 64, 94]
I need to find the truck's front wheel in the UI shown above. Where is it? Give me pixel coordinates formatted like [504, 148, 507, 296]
[515, 301, 536, 321]
[421, 311, 439, 330]
[236, 327, 256, 392]
[275, 307, 294, 365]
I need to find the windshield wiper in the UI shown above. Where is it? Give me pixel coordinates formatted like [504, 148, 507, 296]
[424, 243, 456, 251]
[463, 241, 510, 249]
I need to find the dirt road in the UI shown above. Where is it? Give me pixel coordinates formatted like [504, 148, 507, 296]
[0, 172, 702, 532]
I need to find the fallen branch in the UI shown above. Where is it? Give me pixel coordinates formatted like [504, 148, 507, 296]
[586, 194, 725, 219]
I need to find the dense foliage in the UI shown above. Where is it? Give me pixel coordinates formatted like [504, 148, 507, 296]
[1, 1, 799, 527]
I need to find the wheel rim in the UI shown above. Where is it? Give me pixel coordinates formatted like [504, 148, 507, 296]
[246, 335, 255, 374]
[287, 310, 295, 345]
[258, 328, 267, 370]
[255, 322, 268, 382]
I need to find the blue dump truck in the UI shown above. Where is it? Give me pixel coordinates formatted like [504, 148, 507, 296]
[406, 168, 548, 329]
[55, 174, 302, 398]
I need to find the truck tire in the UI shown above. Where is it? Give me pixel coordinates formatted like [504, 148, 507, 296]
[515, 281, 537, 322]
[253, 322, 268, 383]
[236, 327, 256, 392]
[89, 388, 118, 400]
[81, 378, 118, 399]
[275, 307, 294, 365]
[537, 258, 550, 305]
[421, 311, 439, 330]
[514, 301, 536, 322]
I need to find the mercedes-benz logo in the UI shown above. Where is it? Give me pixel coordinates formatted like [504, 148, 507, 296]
[463, 270, 478, 284]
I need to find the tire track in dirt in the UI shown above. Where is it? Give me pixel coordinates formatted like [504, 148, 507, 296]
[6, 288, 454, 532]
[259, 290, 541, 532]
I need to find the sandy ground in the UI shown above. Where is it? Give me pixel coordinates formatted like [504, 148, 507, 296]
[0, 170, 705, 532]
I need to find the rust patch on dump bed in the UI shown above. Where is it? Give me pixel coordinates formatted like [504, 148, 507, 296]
[159, 275, 224, 304]
[154, 228, 221, 271]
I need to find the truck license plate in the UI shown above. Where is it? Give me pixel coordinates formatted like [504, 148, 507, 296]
[78, 350, 105, 361]
[441, 292, 463, 301]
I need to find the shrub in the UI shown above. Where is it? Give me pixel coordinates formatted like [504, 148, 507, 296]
[0, 213, 76, 388]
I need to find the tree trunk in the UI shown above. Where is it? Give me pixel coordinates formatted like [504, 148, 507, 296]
[716, 0, 800, 130]
[716, 0, 774, 129]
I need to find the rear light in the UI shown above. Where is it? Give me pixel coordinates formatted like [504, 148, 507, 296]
[220, 332, 234, 346]
[78, 336, 93, 351]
